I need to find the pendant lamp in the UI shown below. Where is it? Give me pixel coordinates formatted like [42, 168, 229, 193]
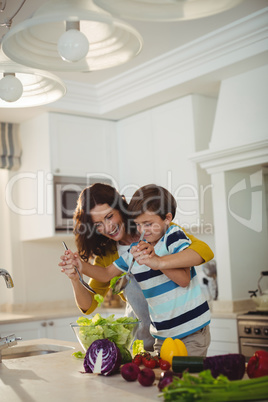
[0, 47, 66, 107]
[2, 0, 143, 72]
[94, 0, 245, 22]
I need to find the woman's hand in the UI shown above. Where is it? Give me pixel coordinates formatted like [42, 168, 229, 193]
[58, 249, 82, 281]
[131, 241, 161, 270]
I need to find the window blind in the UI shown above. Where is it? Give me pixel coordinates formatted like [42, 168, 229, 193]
[0, 122, 21, 170]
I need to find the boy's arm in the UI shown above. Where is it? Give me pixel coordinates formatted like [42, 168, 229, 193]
[163, 267, 191, 287]
[132, 228, 213, 270]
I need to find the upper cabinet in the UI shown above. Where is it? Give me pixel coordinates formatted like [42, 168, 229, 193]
[49, 113, 118, 178]
[117, 94, 217, 229]
[17, 112, 118, 240]
[16, 96, 216, 240]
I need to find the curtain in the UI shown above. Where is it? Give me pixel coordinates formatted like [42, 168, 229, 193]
[0, 122, 21, 170]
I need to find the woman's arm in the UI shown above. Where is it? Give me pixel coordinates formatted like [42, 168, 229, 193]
[59, 254, 95, 312]
[186, 230, 214, 263]
[60, 249, 121, 283]
[59, 251, 113, 314]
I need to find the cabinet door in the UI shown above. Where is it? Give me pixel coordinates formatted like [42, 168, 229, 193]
[1, 316, 79, 343]
[117, 110, 154, 200]
[0, 321, 46, 341]
[207, 318, 239, 356]
[207, 341, 239, 356]
[50, 113, 118, 178]
[45, 317, 78, 342]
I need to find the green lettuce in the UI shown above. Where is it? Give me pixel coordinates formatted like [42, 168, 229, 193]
[75, 313, 139, 352]
[94, 294, 104, 307]
[110, 273, 126, 294]
[132, 339, 145, 356]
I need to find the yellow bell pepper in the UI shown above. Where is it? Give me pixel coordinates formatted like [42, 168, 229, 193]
[160, 337, 188, 365]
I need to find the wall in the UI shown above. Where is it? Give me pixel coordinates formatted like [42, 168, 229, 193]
[198, 65, 268, 309]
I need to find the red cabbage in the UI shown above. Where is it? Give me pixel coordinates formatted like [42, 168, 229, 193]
[203, 353, 245, 380]
[84, 339, 121, 376]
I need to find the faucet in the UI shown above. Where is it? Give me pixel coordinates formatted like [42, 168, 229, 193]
[0, 334, 21, 363]
[0, 270, 20, 362]
[0, 269, 14, 288]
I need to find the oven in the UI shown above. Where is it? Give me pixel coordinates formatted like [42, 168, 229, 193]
[237, 311, 268, 362]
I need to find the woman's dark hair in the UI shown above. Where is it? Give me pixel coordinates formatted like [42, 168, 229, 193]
[73, 183, 136, 261]
[128, 184, 177, 220]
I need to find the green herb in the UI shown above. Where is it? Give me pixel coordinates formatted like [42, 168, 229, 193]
[160, 370, 268, 401]
[94, 293, 104, 307]
[72, 351, 85, 359]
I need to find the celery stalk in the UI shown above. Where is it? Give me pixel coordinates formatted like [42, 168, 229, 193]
[160, 370, 268, 402]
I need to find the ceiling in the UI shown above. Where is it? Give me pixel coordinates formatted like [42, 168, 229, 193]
[0, 0, 268, 123]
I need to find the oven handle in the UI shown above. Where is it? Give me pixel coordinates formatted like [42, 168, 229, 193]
[242, 342, 268, 348]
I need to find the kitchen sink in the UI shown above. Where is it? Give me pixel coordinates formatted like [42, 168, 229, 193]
[1, 343, 74, 360]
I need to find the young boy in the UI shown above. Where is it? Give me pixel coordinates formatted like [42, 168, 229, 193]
[70, 184, 211, 355]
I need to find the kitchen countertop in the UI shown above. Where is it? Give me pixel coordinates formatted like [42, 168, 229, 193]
[0, 338, 161, 402]
[0, 298, 257, 325]
[0, 307, 125, 325]
[0, 308, 249, 325]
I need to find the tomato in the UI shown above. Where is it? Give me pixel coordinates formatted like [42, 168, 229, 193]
[153, 356, 160, 368]
[159, 359, 171, 371]
[143, 357, 156, 369]
[133, 354, 142, 366]
[141, 353, 151, 365]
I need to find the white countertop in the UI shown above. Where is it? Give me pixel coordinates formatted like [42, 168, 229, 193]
[0, 338, 161, 402]
[0, 307, 125, 325]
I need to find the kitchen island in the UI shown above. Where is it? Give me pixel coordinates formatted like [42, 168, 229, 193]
[0, 339, 160, 402]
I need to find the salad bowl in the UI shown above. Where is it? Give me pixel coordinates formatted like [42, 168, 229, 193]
[71, 313, 140, 353]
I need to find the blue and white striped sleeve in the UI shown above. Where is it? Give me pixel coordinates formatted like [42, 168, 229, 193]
[166, 226, 191, 254]
[113, 250, 132, 273]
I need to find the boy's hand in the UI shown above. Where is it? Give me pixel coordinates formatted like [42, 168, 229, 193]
[131, 241, 160, 270]
[59, 249, 82, 280]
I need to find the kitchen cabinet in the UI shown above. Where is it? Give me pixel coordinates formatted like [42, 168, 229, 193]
[207, 317, 239, 356]
[117, 94, 217, 227]
[49, 113, 118, 177]
[0, 316, 78, 342]
[17, 112, 117, 240]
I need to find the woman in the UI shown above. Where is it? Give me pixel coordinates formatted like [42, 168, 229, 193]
[59, 183, 214, 351]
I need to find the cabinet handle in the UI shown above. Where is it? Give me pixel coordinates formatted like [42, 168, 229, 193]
[48, 321, 54, 326]
[242, 342, 268, 348]
[41, 322, 47, 327]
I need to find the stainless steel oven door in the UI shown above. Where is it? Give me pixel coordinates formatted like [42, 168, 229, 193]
[239, 337, 268, 361]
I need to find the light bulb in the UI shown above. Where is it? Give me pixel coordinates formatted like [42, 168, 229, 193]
[0, 73, 23, 102]
[57, 29, 89, 62]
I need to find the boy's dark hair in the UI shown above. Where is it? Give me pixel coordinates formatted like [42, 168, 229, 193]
[128, 184, 177, 220]
[73, 183, 136, 260]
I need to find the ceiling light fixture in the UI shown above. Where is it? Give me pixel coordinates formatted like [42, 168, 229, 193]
[94, 0, 245, 22]
[2, 0, 143, 72]
[57, 21, 89, 63]
[0, 48, 66, 107]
